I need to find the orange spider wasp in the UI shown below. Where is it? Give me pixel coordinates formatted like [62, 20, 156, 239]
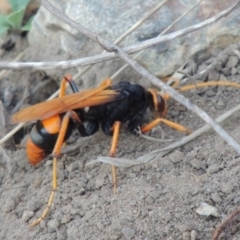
[11, 74, 240, 227]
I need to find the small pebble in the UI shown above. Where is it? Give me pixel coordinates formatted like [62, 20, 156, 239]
[66, 162, 79, 172]
[221, 67, 230, 75]
[219, 74, 227, 81]
[22, 210, 34, 222]
[177, 224, 193, 233]
[221, 183, 234, 194]
[182, 231, 190, 240]
[122, 227, 135, 240]
[208, 70, 219, 80]
[61, 214, 72, 224]
[2, 198, 16, 212]
[169, 150, 183, 163]
[47, 219, 59, 233]
[231, 67, 238, 75]
[145, 196, 155, 205]
[211, 193, 222, 203]
[234, 195, 240, 205]
[95, 177, 105, 189]
[190, 159, 202, 170]
[207, 164, 220, 174]
[191, 230, 197, 240]
[226, 55, 238, 68]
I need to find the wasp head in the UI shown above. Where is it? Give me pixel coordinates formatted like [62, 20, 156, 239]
[148, 89, 167, 119]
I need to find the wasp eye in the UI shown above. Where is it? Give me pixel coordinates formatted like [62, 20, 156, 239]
[148, 89, 166, 118]
[155, 94, 165, 113]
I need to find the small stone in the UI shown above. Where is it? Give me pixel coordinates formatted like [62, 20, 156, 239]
[214, 62, 222, 71]
[95, 177, 105, 189]
[231, 67, 238, 75]
[211, 193, 222, 203]
[226, 56, 239, 68]
[67, 162, 79, 172]
[206, 89, 216, 97]
[207, 164, 220, 174]
[221, 68, 230, 76]
[217, 99, 225, 107]
[221, 183, 234, 194]
[219, 54, 229, 66]
[219, 74, 227, 81]
[122, 227, 135, 240]
[47, 219, 59, 233]
[196, 202, 219, 217]
[61, 214, 72, 224]
[176, 224, 193, 233]
[145, 196, 155, 205]
[169, 150, 183, 163]
[2, 198, 16, 212]
[182, 231, 190, 240]
[22, 210, 34, 222]
[234, 196, 240, 205]
[208, 70, 219, 81]
[191, 230, 197, 240]
[190, 159, 202, 170]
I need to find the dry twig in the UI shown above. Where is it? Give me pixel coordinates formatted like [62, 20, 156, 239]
[0, 1, 239, 70]
[212, 207, 240, 240]
[89, 101, 240, 167]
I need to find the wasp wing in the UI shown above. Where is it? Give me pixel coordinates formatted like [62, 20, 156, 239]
[12, 89, 119, 123]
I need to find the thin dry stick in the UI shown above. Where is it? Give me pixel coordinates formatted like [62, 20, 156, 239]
[0, 0, 239, 70]
[0, 51, 25, 79]
[190, 41, 240, 81]
[111, 0, 203, 79]
[91, 103, 240, 167]
[75, 0, 168, 81]
[104, 41, 240, 155]
[211, 207, 240, 240]
[0, 1, 167, 146]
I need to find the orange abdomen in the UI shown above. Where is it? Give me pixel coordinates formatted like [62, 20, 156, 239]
[26, 137, 46, 165]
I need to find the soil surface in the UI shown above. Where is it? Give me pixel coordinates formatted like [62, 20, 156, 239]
[1, 35, 240, 240]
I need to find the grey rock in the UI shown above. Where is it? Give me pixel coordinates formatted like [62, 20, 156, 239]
[28, 1, 240, 80]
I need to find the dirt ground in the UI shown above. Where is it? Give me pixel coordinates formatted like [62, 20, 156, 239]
[1, 35, 240, 240]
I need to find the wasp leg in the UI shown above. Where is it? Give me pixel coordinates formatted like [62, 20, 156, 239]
[100, 78, 112, 87]
[29, 111, 71, 228]
[141, 118, 191, 135]
[178, 81, 240, 92]
[109, 121, 121, 194]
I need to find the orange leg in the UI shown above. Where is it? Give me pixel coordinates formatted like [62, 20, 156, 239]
[162, 80, 240, 101]
[59, 75, 71, 97]
[109, 121, 121, 194]
[29, 76, 74, 227]
[178, 81, 240, 92]
[141, 118, 191, 135]
[29, 112, 71, 227]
